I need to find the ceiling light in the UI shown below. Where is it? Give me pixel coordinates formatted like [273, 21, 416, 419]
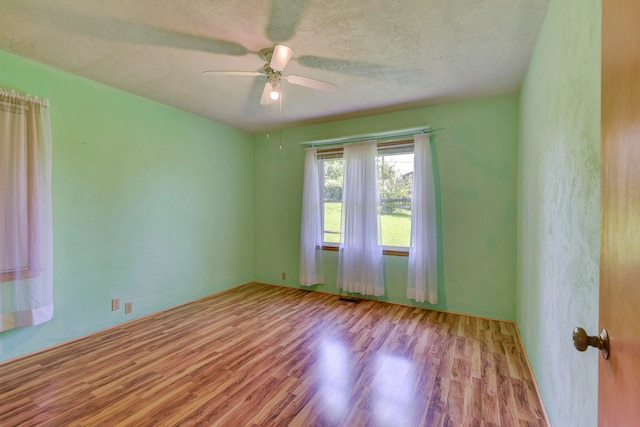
[270, 45, 293, 72]
[269, 78, 281, 101]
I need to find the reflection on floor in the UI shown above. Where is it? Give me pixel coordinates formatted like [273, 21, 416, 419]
[0, 282, 547, 426]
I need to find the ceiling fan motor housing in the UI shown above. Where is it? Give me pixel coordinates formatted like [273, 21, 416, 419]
[258, 47, 275, 63]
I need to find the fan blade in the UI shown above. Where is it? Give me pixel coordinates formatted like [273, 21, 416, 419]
[203, 70, 264, 77]
[260, 83, 271, 105]
[284, 75, 336, 92]
[270, 45, 294, 72]
[267, 0, 307, 43]
[34, 4, 249, 57]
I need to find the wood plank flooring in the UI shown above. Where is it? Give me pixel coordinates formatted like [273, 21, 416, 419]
[0, 283, 547, 426]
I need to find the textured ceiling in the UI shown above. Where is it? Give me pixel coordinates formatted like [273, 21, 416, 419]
[0, 0, 550, 132]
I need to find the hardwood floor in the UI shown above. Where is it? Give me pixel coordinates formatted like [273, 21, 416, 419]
[0, 283, 547, 426]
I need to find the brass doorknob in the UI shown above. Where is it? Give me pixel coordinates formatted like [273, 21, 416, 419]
[573, 327, 610, 360]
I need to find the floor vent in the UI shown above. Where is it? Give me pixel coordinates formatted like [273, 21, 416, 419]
[338, 297, 360, 303]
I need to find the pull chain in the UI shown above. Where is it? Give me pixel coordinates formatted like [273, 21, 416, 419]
[265, 92, 270, 140]
[278, 96, 283, 150]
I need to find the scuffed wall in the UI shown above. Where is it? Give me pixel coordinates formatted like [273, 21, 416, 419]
[517, 0, 601, 425]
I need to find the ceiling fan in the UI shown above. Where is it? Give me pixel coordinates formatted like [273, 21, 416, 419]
[203, 44, 336, 105]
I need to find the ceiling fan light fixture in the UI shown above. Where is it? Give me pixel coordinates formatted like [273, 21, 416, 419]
[206, 44, 335, 107]
[269, 88, 280, 101]
[267, 74, 281, 102]
[270, 45, 293, 72]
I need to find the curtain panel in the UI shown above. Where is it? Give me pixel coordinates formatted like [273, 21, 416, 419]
[337, 141, 384, 296]
[299, 147, 324, 285]
[407, 133, 438, 304]
[0, 88, 53, 331]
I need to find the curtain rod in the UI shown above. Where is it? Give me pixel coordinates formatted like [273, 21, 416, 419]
[299, 126, 444, 147]
[0, 87, 49, 107]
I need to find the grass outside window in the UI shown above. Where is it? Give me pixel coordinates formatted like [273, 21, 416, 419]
[323, 201, 412, 252]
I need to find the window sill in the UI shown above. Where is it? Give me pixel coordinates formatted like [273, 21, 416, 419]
[321, 245, 409, 257]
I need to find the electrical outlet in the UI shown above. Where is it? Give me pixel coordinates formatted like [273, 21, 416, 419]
[124, 302, 132, 314]
[281, 272, 287, 280]
[111, 298, 120, 311]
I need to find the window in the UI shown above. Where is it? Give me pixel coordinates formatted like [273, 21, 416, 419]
[0, 88, 54, 331]
[0, 95, 48, 284]
[318, 141, 414, 253]
[0, 100, 39, 282]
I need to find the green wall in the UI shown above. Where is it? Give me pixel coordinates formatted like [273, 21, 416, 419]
[0, 50, 254, 362]
[517, 1, 601, 425]
[254, 94, 519, 320]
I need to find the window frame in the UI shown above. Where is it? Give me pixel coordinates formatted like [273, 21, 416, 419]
[318, 139, 414, 257]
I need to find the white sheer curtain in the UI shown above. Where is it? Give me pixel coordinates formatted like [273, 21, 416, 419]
[407, 133, 438, 303]
[0, 88, 53, 331]
[299, 147, 324, 285]
[337, 141, 384, 296]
